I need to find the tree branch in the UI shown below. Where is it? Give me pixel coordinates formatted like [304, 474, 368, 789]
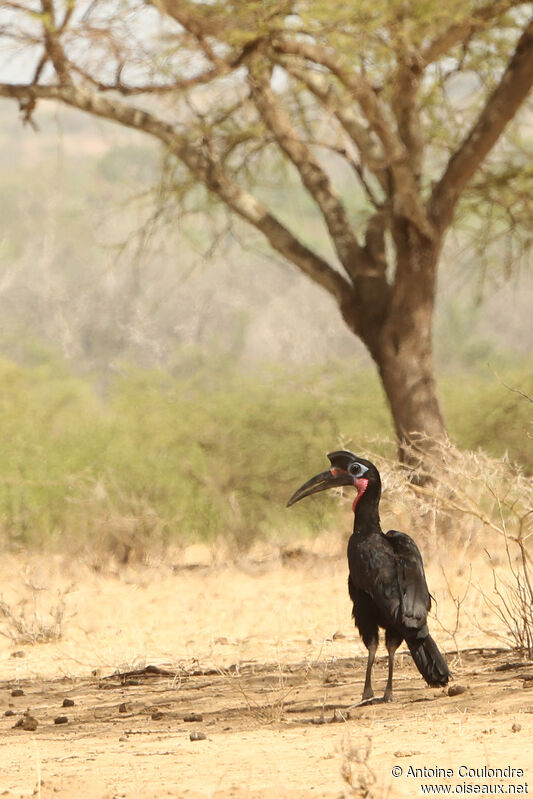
[152, 0, 271, 71]
[272, 35, 435, 240]
[67, 62, 233, 95]
[153, 0, 238, 41]
[248, 58, 368, 281]
[0, 80, 353, 306]
[277, 57, 388, 191]
[430, 16, 533, 231]
[421, 0, 531, 66]
[158, 3, 229, 71]
[390, 50, 423, 178]
[40, 0, 71, 85]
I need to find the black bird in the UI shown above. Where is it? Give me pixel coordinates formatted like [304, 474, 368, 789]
[287, 450, 450, 703]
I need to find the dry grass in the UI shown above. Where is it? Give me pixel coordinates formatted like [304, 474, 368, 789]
[222, 663, 301, 724]
[482, 535, 533, 657]
[0, 587, 70, 645]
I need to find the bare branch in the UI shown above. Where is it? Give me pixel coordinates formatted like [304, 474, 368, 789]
[40, 0, 71, 85]
[430, 16, 533, 231]
[32, 51, 48, 86]
[492, 370, 533, 404]
[422, 0, 532, 66]
[278, 57, 388, 190]
[67, 63, 232, 95]
[272, 36, 435, 240]
[248, 58, 367, 281]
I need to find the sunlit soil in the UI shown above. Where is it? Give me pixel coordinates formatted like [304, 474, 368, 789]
[0, 536, 531, 798]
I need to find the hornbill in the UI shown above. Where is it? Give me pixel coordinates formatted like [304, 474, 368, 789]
[287, 450, 450, 703]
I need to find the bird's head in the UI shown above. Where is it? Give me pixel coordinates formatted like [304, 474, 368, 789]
[286, 450, 381, 512]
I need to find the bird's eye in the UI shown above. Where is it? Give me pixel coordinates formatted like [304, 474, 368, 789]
[348, 462, 369, 477]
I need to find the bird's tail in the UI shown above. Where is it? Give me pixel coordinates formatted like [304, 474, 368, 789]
[406, 633, 451, 687]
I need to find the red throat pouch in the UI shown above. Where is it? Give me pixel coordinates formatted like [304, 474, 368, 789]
[352, 477, 369, 513]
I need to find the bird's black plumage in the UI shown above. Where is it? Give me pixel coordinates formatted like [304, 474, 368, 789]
[288, 450, 450, 702]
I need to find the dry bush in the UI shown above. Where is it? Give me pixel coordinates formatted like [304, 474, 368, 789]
[0, 584, 71, 644]
[221, 664, 300, 724]
[482, 530, 533, 657]
[353, 438, 532, 656]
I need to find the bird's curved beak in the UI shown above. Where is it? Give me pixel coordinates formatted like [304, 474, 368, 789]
[286, 469, 354, 507]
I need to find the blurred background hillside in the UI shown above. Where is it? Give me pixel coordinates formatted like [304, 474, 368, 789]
[0, 101, 531, 553]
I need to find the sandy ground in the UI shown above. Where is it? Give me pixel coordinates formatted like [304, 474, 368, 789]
[0, 541, 532, 799]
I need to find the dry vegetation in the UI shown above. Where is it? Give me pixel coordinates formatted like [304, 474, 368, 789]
[0, 446, 531, 798]
[0, 588, 69, 646]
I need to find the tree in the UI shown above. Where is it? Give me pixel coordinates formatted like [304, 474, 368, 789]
[1, 0, 532, 461]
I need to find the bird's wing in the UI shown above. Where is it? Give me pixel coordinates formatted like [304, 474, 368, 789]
[385, 530, 431, 632]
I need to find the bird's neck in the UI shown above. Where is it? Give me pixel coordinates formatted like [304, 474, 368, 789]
[352, 488, 381, 534]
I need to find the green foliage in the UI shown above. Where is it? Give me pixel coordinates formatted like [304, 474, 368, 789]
[0, 356, 106, 548]
[0, 354, 392, 551]
[443, 369, 533, 468]
[0, 353, 530, 552]
[435, 297, 506, 370]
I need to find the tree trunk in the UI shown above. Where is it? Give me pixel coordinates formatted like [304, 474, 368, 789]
[375, 321, 446, 463]
[349, 222, 447, 466]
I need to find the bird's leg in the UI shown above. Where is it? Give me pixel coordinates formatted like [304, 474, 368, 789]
[362, 640, 377, 701]
[384, 633, 402, 702]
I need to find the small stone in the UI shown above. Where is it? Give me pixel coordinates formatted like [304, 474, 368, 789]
[189, 731, 206, 741]
[448, 684, 467, 697]
[62, 698, 75, 708]
[118, 735, 128, 742]
[14, 715, 38, 731]
[512, 723, 522, 733]
[10, 651, 25, 658]
[151, 711, 164, 721]
[311, 716, 326, 725]
[118, 702, 130, 713]
[183, 713, 203, 722]
[54, 716, 68, 725]
[332, 631, 346, 640]
[10, 689, 24, 697]
[4, 710, 15, 717]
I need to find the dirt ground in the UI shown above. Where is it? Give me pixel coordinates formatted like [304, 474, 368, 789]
[0, 541, 532, 799]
